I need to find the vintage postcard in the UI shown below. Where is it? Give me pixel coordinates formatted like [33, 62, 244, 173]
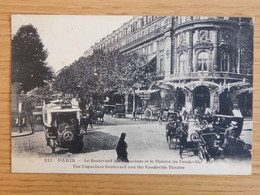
[11, 15, 253, 174]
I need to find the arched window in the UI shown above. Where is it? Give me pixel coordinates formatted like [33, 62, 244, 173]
[197, 52, 209, 71]
[221, 51, 230, 72]
[179, 54, 186, 73]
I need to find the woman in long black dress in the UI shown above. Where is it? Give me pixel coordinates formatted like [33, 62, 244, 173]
[116, 133, 129, 162]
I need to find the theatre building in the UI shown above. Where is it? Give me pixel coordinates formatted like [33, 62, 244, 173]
[85, 16, 253, 117]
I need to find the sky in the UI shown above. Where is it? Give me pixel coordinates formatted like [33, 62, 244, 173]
[12, 15, 133, 72]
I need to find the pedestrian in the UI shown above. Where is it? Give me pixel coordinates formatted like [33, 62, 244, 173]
[158, 109, 163, 125]
[132, 109, 136, 121]
[88, 105, 94, 129]
[116, 132, 129, 162]
[80, 112, 89, 134]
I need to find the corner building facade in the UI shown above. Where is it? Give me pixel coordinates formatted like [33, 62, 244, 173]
[85, 16, 253, 116]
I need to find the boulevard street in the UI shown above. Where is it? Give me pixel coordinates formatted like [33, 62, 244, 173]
[12, 115, 253, 162]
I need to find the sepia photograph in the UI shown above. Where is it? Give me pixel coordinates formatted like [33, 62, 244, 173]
[11, 15, 253, 174]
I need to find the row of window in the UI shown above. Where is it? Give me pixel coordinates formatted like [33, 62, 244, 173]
[176, 51, 231, 73]
[94, 16, 252, 51]
[96, 16, 170, 50]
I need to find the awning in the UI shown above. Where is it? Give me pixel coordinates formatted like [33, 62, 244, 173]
[135, 89, 159, 95]
[216, 81, 252, 94]
[234, 87, 253, 95]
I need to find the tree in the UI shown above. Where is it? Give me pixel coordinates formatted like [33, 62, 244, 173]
[12, 24, 53, 92]
[53, 49, 152, 105]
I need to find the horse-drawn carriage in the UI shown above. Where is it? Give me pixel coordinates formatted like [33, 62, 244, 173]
[166, 114, 251, 161]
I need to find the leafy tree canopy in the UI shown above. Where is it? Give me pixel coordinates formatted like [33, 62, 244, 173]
[12, 24, 53, 92]
[53, 49, 153, 104]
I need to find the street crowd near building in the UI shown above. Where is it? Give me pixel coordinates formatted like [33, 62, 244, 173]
[85, 16, 253, 117]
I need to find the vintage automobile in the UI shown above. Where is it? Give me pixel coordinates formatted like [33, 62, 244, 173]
[190, 115, 251, 161]
[143, 105, 177, 122]
[111, 104, 126, 118]
[42, 99, 84, 153]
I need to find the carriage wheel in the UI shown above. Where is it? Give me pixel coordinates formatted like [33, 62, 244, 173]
[200, 120, 208, 129]
[144, 109, 152, 119]
[190, 133, 200, 142]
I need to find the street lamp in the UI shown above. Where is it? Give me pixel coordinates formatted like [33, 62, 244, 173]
[18, 90, 25, 133]
[131, 87, 136, 115]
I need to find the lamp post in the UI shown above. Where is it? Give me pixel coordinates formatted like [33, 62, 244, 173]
[131, 87, 136, 115]
[18, 90, 25, 133]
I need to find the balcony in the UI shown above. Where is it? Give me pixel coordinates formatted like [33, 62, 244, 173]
[167, 71, 252, 82]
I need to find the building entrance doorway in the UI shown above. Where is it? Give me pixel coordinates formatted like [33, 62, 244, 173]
[193, 86, 210, 113]
[176, 89, 185, 111]
[219, 90, 232, 115]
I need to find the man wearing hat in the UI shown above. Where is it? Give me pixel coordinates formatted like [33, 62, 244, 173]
[222, 120, 238, 156]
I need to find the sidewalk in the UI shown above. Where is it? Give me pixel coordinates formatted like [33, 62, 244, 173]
[11, 126, 33, 138]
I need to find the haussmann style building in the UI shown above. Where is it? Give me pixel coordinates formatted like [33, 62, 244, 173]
[84, 16, 253, 117]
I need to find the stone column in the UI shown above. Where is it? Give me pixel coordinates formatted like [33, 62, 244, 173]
[212, 27, 219, 71]
[188, 30, 193, 73]
[185, 91, 193, 113]
[236, 28, 241, 73]
[164, 31, 172, 78]
[156, 40, 160, 73]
